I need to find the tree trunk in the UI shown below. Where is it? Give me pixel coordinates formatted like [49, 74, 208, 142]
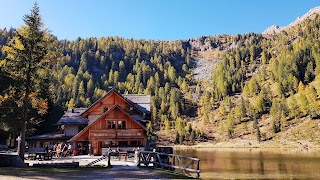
[20, 62, 31, 162]
[19, 48, 32, 162]
[19, 121, 26, 161]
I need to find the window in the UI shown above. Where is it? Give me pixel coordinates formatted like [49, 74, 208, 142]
[40, 141, 50, 148]
[108, 121, 116, 129]
[130, 140, 141, 146]
[103, 107, 108, 112]
[118, 141, 128, 146]
[117, 120, 126, 129]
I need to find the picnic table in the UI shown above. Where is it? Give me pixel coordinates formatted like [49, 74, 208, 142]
[118, 151, 128, 161]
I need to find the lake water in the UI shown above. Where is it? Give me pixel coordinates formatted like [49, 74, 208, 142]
[174, 148, 320, 179]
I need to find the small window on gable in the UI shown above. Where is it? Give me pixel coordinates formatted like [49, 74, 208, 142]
[104, 107, 108, 112]
[118, 120, 126, 129]
[129, 107, 133, 111]
[108, 121, 116, 129]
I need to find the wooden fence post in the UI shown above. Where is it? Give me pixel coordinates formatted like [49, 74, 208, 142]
[197, 159, 200, 178]
[137, 151, 141, 167]
[108, 153, 112, 168]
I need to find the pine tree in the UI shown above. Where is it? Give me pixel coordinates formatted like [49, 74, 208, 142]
[87, 79, 94, 97]
[164, 118, 171, 132]
[298, 93, 309, 116]
[1, 3, 53, 161]
[67, 98, 76, 109]
[306, 85, 319, 118]
[189, 129, 195, 144]
[287, 95, 299, 118]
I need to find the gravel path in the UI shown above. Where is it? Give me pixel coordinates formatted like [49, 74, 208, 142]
[0, 156, 189, 180]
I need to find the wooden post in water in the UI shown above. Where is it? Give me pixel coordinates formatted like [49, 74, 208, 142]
[197, 159, 200, 178]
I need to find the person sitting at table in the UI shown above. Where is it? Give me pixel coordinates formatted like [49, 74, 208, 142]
[56, 143, 61, 158]
[116, 147, 121, 152]
[44, 145, 49, 154]
[49, 143, 54, 151]
[67, 143, 72, 156]
[61, 143, 69, 157]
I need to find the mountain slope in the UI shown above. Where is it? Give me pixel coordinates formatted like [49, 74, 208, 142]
[193, 8, 320, 147]
[1, 7, 320, 147]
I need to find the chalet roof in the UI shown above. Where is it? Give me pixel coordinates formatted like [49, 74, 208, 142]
[57, 89, 150, 126]
[70, 104, 148, 142]
[130, 114, 147, 127]
[123, 94, 151, 114]
[56, 108, 88, 125]
[27, 131, 73, 140]
[81, 88, 150, 117]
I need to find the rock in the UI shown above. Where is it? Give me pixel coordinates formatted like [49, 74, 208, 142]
[0, 154, 27, 167]
[262, 25, 280, 34]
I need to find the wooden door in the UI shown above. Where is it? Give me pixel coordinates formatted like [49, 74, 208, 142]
[92, 141, 98, 155]
[98, 141, 102, 155]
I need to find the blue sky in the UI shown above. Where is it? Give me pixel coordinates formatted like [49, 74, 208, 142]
[0, 0, 319, 40]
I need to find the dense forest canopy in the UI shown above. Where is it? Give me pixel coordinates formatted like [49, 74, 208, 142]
[1, 9, 320, 146]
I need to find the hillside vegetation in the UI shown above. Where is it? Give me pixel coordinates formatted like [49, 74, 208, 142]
[194, 14, 320, 147]
[1, 8, 320, 148]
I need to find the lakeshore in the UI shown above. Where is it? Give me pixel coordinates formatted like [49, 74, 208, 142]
[172, 138, 320, 150]
[174, 147, 320, 179]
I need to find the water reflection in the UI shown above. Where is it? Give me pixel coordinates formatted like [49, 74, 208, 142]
[174, 148, 320, 179]
[258, 151, 264, 175]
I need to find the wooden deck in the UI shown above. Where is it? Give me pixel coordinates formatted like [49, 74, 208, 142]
[23, 151, 200, 178]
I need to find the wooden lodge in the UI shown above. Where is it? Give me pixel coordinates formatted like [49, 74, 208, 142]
[27, 89, 151, 155]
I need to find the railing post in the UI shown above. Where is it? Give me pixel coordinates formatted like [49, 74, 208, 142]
[108, 153, 112, 168]
[197, 159, 200, 178]
[137, 151, 141, 167]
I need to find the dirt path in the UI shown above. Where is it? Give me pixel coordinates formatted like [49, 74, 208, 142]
[1, 156, 188, 180]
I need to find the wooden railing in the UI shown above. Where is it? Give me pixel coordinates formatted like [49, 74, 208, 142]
[138, 151, 200, 178]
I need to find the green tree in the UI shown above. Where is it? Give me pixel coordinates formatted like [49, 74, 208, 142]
[298, 93, 309, 116]
[87, 79, 94, 97]
[1, 3, 53, 161]
[189, 129, 195, 144]
[234, 96, 246, 120]
[226, 113, 235, 139]
[306, 85, 319, 118]
[119, 60, 126, 81]
[164, 118, 171, 132]
[67, 98, 76, 109]
[287, 95, 299, 118]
